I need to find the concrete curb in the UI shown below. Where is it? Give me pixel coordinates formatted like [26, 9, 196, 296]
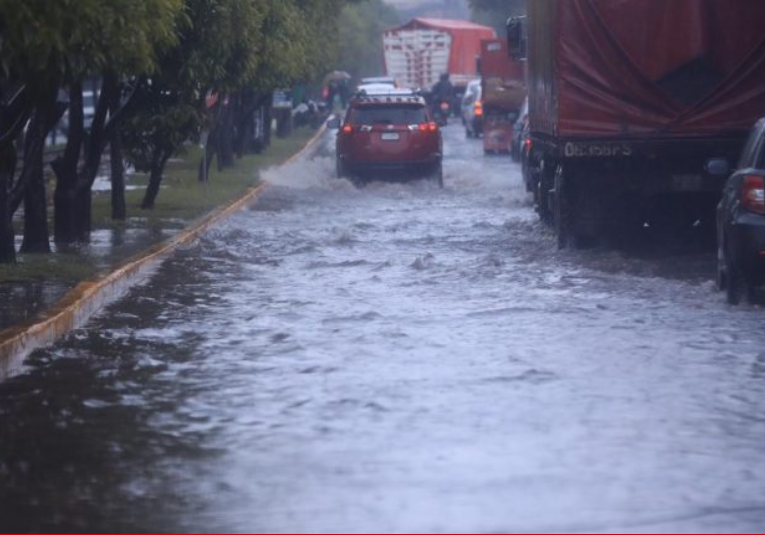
[0, 124, 328, 380]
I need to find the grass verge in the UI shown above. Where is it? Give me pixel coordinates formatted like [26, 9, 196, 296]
[0, 126, 319, 328]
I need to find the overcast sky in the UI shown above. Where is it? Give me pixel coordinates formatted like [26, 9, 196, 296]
[385, 0, 470, 19]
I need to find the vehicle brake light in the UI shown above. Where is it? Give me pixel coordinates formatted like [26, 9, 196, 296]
[525, 138, 532, 150]
[474, 100, 483, 117]
[429, 121, 438, 132]
[742, 174, 765, 214]
[342, 124, 353, 134]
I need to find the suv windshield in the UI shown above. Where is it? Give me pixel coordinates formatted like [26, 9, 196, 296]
[349, 105, 427, 125]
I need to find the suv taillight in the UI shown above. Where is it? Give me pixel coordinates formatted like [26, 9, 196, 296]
[342, 124, 353, 134]
[474, 100, 483, 117]
[742, 174, 765, 214]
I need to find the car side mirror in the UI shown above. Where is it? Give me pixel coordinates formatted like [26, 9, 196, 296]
[326, 117, 341, 130]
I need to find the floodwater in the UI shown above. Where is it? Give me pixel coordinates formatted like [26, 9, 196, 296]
[1, 125, 765, 533]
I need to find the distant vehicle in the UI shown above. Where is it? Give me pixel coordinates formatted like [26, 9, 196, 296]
[517, 1, 765, 248]
[356, 83, 399, 96]
[716, 118, 765, 304]
[332, 89, 443, 187]
[49, 86, 99, 144]
[382, 18, 495, 103]
[360, 76, 397, 87]
[82, 89, 96, 127]
[460, 79, 483, 138]
[480, 38, 526, 155]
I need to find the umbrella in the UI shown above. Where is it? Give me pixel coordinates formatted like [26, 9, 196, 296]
[323, 71, 352, 85]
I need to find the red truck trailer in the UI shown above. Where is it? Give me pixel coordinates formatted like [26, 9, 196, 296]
[515, 0, 765, 248]
[479, 38, 526, 154]
[383, 18, 495, 91]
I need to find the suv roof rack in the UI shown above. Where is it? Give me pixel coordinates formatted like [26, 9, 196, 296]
[355, 87, 423, 99]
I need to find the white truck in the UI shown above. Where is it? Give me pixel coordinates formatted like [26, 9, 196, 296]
[382, 18, 495, 91]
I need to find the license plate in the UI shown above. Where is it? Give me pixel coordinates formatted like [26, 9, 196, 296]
[381, 132, 400, 141]
[671, 174, 702, 191]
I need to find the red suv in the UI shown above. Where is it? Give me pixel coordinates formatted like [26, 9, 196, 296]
[335, 90, 443, 187]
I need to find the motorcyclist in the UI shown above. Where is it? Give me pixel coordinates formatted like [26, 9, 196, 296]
[430, 73, 454, 123]
[431, 73, 454, 102]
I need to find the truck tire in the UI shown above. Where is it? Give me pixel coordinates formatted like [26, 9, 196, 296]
[553, 164, 570, 249]
[535, 162, 554, 224]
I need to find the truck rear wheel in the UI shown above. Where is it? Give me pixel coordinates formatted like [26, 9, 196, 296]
[553, 164, 605, 249]
[553, 165, 570, 249]
[535, 162, 554, 224]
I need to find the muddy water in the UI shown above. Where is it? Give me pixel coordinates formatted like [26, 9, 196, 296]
[1, 126, 764, 533]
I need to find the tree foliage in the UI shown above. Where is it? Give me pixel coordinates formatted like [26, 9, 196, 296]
[0, 0, 365, 262]
[468, 0, 526, 35]
[336, 0, 400, 80]
[0, 0, 181, 85]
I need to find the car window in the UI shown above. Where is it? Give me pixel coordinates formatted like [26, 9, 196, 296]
[349, 105, 427, 125]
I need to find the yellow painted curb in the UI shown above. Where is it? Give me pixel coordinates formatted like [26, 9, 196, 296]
[0, 124, 328, 380]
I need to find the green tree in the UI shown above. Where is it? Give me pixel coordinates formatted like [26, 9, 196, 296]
[468, 0, 526, 35]
[0, 0, 183, 254]
[336, 0, 400, 81]
[123, 0, 266, 208]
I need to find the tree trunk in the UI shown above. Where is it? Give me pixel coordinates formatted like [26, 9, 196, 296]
[72, 72, 119, 239]
[198, 130, 216, 183]
[218, 96, 235, 169]
[53, 72, 123, 243]
[110, 129, 126, 221]
[53, 81, 85, 244]
[0, 144, 17, 264]
[141, 147, 170, 210]
[19, 108, 51, 254]
[0, 84, 31, 265]
[233, 93, 250, 159]
[262, 97, 273, 149]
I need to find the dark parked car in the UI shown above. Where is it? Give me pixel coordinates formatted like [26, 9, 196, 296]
[334, 88, 443, 187]
[717, 118, 765, 304]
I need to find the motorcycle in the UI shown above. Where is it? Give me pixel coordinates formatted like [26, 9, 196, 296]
[433, 99, 450, 126]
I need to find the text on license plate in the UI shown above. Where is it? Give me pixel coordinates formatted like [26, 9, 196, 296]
[381, 132, 400, 141]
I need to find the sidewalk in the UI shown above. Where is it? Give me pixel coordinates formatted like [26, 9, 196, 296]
[0, 126, 322, 333]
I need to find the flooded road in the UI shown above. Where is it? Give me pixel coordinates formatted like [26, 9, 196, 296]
[2, 125, 765, 533]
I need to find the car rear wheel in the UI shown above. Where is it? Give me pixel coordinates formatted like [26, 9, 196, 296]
[725, 248, 754, 305]
[716, 238, 727, 291]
